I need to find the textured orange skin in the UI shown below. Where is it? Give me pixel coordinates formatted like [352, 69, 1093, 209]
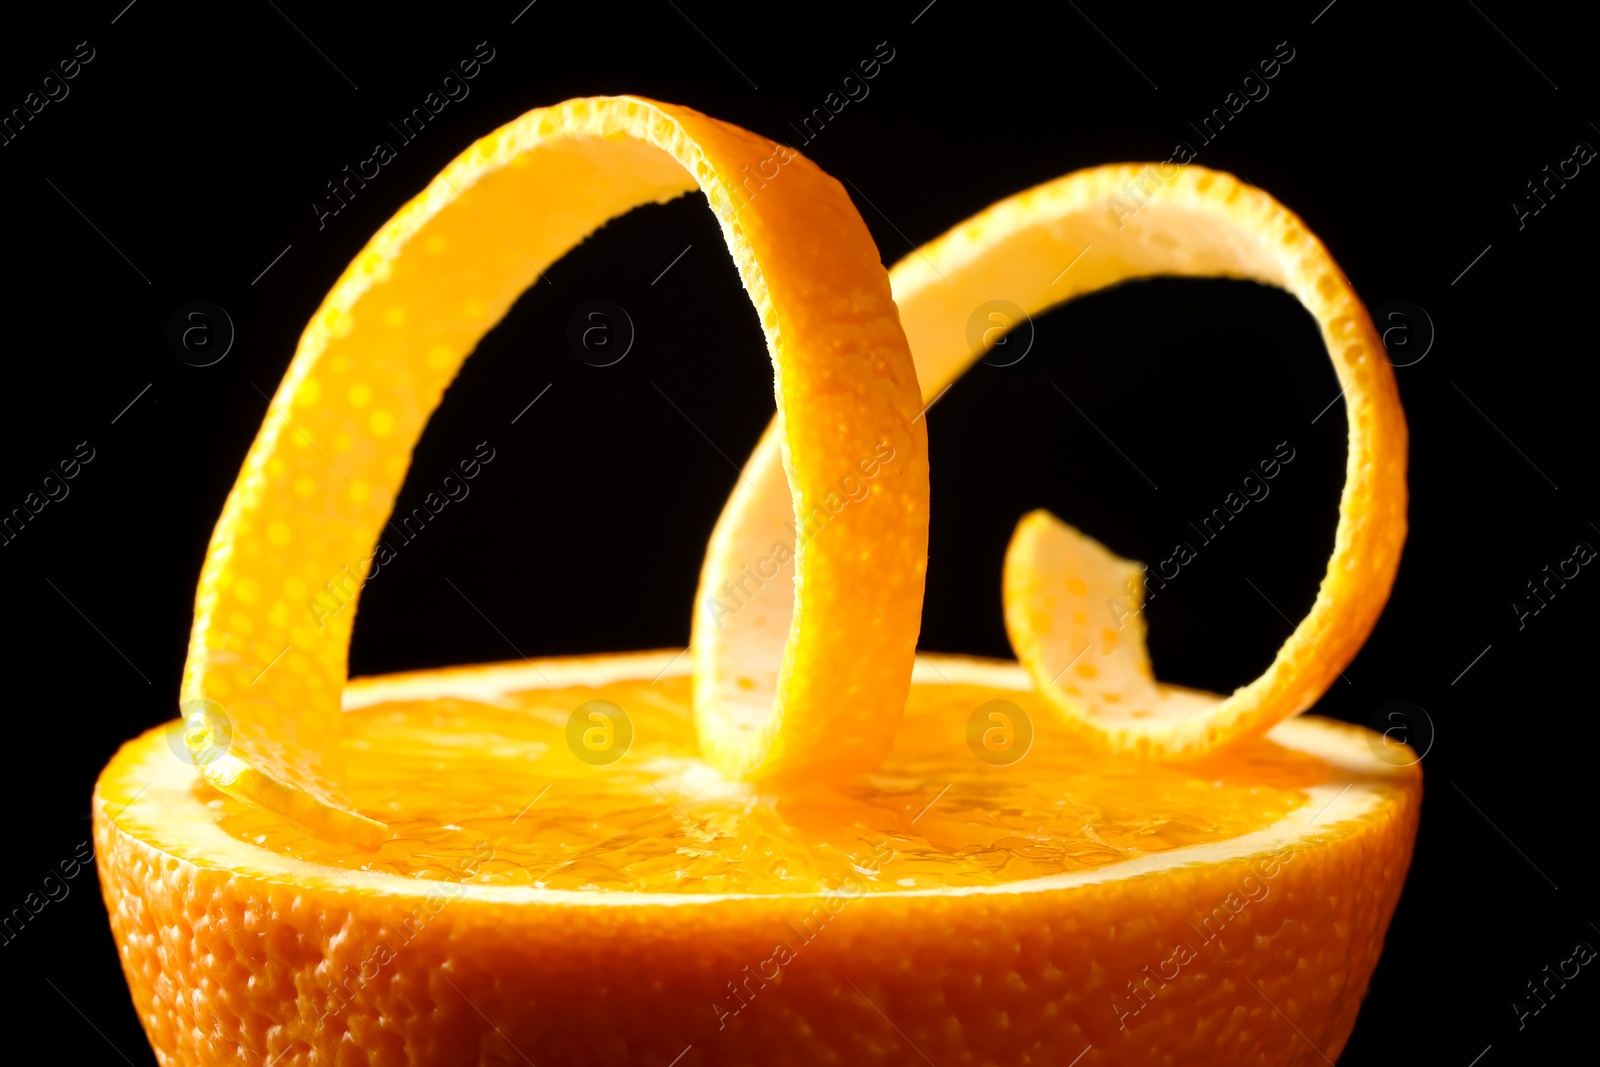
[892, 164, 1408, 759]
[709, 163, 1407, 766]
[180, 96, 930, 830]
[96, 720, 1419, 1067]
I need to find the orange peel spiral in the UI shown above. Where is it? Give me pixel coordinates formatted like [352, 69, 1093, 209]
[713, 162, 1406, 761]
[180, 97, 929, 840]
[181, 106, 1404, 821]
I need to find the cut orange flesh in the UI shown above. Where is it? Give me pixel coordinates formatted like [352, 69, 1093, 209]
[97, 651, 1420, 1066]
[711, 163, 1406, 760]
[207, 656, 1323, 891]
[179, 97, 929, 838]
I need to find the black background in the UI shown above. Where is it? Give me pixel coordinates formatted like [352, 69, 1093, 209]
[2, 2, 1595, 1064]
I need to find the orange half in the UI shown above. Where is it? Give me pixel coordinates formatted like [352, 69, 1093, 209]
[97, 651, 1420, 1066]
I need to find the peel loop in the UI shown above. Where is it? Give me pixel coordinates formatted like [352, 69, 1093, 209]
[183, 97, 929, 839]
[709, 163, 1406, 760]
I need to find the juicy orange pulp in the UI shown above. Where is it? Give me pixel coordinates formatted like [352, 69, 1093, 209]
[207, 655, 1327, 893]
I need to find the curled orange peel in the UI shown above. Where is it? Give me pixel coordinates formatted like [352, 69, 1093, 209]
[189, 99, 1406, 844]
[715, 163, 1405, 760]
[181, 97, 930, 840]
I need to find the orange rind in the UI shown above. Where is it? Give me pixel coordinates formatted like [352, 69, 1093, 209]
[178, 97, 929, 839]
[717, 162, 1406, 759]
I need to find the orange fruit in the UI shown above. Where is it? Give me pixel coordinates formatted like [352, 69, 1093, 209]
[716, 162, 1406, 761]
[97, 651, 1419, 1066]
[93, 95, 1417, 1066]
